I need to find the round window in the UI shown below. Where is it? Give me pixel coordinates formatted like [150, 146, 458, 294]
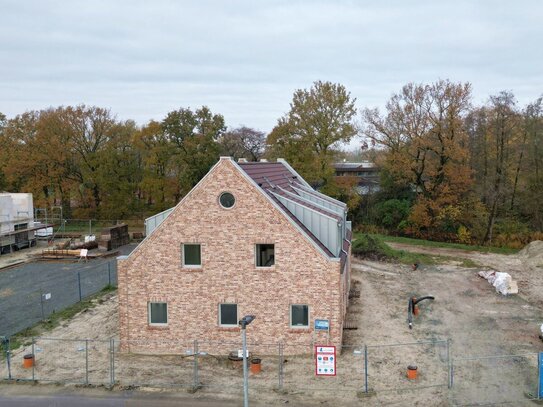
[219, 192, 236, 209]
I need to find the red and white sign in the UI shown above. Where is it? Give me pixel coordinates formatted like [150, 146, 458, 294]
[315, 345, 336, 376]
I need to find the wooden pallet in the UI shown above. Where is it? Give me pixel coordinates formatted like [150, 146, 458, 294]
[343, 321, 358, 330]
[349, 289, 361, 299]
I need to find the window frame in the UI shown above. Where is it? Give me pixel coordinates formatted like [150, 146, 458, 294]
[182, 243, 202, 268]
[218, 303, 238, 327]
[255, 243, 275, 268]
[290, 304, 309, 329]
[148, 302, 168, 326]
[219, 192, 236, 209]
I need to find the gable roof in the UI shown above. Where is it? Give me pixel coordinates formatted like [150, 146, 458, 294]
[141, 157, 350, 261]
[237, 160, 348, 258]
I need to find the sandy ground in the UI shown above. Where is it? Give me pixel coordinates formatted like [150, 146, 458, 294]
[2, 244, 543, 406]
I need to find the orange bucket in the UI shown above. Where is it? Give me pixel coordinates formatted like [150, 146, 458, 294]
[250, 358, 262, 374]
[23, 354, 34, 368]
[407, 365, 417, 380]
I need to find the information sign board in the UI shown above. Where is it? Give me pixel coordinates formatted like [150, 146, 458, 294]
[315, 345, 336, 376]
[314, 319, 329, 331]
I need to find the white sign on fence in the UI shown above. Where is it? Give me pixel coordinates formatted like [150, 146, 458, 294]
[315, 345, 336, 376]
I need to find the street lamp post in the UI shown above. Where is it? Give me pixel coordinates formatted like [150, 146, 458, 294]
[239, 315, 256, 407]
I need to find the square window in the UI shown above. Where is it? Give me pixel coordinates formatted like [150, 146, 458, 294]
[183, 244, 201, 267]
[219, 303, 238, 326]
[256, 244, 274, 267]
[148, 302, 168, 325]
[290, 304, 309, 328]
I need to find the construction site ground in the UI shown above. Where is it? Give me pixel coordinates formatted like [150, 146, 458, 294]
[2, 242, 543, 406]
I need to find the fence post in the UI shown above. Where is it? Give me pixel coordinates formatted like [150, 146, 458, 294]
[109, 338, 113, 386]
[1, 337, 11, 380]
[447, 339, 454, 389]
[111, 338, 116, 386]
[278, 341, 284, 391]
[78, 272, 82, 301]
[364, 345, 368, 393]
[85, 339, 89, 385]
[31, 337, 35, 381]
[193, 340, 199, 390]
[447, 338, 453, 389]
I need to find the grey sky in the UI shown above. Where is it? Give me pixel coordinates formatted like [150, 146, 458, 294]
[1, 0, 542, 134]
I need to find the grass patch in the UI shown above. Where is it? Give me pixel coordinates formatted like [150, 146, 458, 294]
[1, 285, 116, 357]
[353, 234, 438, 265]
[352, 234, 481, 267]
[362, 233, 518, 255]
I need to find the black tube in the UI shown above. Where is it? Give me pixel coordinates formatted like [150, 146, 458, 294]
[413, 296, 435, 306]
[407, 298, 413, 329]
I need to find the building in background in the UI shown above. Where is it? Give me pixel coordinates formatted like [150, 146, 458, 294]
[0, 193, 36, 254]
[333, 161, 380, 195]
[118, 157, 352, 354]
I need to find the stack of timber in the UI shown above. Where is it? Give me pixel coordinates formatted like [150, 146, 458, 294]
[99, 224, 129, 251]
[40, 249, 118, 259]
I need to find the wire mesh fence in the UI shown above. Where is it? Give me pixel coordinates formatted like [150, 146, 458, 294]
[0, 259, 117, 337]
[1, 337, 541, 405]
[451, 352, 540, 405]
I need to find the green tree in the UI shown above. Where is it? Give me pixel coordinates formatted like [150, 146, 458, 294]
[267, 81, 357, 186]
[162, 106, 225, 194]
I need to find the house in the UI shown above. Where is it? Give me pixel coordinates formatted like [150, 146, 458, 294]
[334, 161, 380, 195]
[0, 193, 37, 255]
[118, 157, 352, 354]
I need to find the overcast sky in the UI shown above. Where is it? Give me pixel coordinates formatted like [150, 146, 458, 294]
[1, 0, 542, 133]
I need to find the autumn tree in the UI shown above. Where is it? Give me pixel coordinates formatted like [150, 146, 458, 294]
[162, 106, 225, 194]
[219, 126, 266, 161]
[267, 81, 357, 186]
[362, 80, 476, 239]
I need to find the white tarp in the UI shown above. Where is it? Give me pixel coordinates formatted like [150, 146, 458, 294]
[478, 270, 518, 295]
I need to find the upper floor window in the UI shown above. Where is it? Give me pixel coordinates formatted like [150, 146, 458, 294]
[219, 192, 236, 209]
[256, 244, 274, 267]
[182, 244, 201, 267]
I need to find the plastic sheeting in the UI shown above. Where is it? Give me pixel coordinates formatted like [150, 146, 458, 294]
[478, 270, 519, 295]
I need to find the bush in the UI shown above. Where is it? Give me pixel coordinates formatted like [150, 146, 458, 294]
[352, 234, 396, 261]
[375, 199, 411, 230]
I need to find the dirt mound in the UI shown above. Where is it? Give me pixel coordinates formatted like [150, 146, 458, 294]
[518, 241, 543, 266]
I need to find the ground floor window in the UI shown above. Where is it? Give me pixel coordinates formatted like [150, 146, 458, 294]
[148, 302, 168, 325]
[219, 303, 238, 326]
[290, 304, 309, 328]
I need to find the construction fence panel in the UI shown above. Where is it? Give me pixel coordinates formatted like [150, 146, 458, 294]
[114, 340, 195, 389]
[365, 339, 450, 393]
[196, 340, 282, 396]
[452, 352, 540, 405]
[79, 260, 117, 298]
[0, 260, 116, 338]
[281, 343, 364, 395]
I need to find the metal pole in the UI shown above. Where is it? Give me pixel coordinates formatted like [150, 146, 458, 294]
[109, 338, 113, 386]
[108, 262, 111, 287]
[6, 338, 12, 380]
[39, 289, 45, 320]
[242, 327, 249, 407]
[85, 339, 89, 385]
[78, 272, 82, 301]
[538, 352, 542, 401]
[278, 342, 283, 391]
[111, 339, 115, 385]
[89, 220, 92, 236]
[364, 345, 368, 393]
[193, 340, 199, 390]
[447, 339, 452, 389]
[31, 337, 35, 381]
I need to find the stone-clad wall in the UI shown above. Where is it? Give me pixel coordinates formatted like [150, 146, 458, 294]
[118, 157, 348, 354]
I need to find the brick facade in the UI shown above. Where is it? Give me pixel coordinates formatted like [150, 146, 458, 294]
[118, 157, 351, 354]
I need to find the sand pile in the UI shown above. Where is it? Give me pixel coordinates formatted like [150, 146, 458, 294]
[518, 240, 543, 268]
